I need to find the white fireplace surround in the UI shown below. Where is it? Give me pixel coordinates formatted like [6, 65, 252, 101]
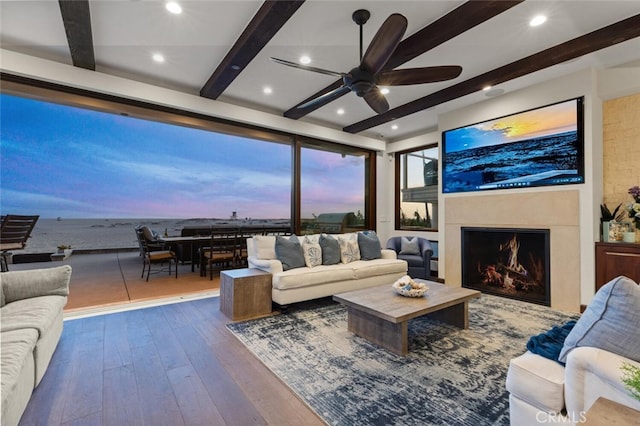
[445, 190, 580, 312]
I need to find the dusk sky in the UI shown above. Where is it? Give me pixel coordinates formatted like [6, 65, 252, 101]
[1, 94, 364, 219]
[444, 99, 578, 153]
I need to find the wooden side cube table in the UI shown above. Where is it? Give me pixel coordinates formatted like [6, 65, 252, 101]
[220, 268, 272, 321]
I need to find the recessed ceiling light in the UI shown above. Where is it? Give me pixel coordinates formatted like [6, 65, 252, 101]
[152, 53, 165, 63]
[380, 87, 390, 95]
[263, 86, 273, 95]
[391, 124, 398, 130]
[166, 1, 182, 14]
[483, 85, 492, 91]
[337, 108, 345, 115]
[299, 55, 311, 65]
[530, 15, 547, 27]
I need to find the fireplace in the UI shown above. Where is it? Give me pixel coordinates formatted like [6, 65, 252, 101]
[461, 227, 550, 306]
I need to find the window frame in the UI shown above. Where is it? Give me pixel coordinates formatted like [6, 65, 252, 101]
[394, 143, 439, 231]
[1, 73, 377, 235]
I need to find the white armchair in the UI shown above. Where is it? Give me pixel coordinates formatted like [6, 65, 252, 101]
[507, 347, 640, 425]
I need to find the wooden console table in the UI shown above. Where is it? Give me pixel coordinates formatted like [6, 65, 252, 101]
[220, 268, 272, 321]
[583, 397, 640, 425]
[595, 242, 640, 291]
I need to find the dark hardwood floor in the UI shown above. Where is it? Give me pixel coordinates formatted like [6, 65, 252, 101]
[20, 297, 325, 425]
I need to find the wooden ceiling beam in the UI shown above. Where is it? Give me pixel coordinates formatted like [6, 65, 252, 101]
[200, 0, 305, 100]
[344, 13, 640, 134]
[283, 0, 524, 119]
[58, 0, 95, 71]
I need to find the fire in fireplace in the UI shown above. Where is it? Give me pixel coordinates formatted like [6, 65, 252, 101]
[461, 227, 550, 306]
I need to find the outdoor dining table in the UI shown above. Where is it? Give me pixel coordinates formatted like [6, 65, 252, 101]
[157, 235, 211, 272]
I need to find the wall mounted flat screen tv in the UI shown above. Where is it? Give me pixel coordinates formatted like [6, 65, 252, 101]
[442, 97, 584, 193]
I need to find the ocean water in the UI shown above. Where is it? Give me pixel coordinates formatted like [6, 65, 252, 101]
[21, 218, 289, 253]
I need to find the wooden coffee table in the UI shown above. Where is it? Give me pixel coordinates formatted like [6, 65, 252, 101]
[333, 281, 481, 355]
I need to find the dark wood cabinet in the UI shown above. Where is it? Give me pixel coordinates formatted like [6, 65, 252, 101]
[595, 242, 640, 291]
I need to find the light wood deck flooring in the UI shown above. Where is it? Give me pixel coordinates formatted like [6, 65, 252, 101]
[9, 251, 222, 313]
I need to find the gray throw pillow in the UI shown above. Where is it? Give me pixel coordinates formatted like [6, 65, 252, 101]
[275, 235, 305, 271]
[558, 275, 640, 363]
[319, 234, 341, 265]
[400, 236, 420, 255]
[358, 231, 382, 260]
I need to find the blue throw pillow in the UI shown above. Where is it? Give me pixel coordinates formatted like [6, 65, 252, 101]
[400, 236, 420, 255]
[358, 231, 382, 260]
[319, 234, 340, 265]
[558, 276, 640, 363]
[275, 235, 305, 271]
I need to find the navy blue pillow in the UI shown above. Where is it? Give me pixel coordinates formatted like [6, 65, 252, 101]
[319, 234, 341, 265]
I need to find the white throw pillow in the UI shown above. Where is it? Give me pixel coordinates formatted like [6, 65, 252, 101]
[337, 233, 361, 263]
[302, 242, 322, 268]
[304, 234, 321, 244]
[253, 235, 276, 260]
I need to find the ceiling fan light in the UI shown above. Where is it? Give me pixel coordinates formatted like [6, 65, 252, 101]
[299, 55, 311, 65]
[165, 1, 182, 14]
[529, 15, 547, 27]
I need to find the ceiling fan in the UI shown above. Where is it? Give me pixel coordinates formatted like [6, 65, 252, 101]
[270, 9, 463, 114]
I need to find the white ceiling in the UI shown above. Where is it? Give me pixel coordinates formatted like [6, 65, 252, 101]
[1, 0, 640, 142]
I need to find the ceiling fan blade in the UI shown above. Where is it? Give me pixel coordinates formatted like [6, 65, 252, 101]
[297, 85, 351, 110]
[361, 13, 407, 75]
[363, 87, 389, 114]
[270, 57, 346, 78]
[377, 66, 463, 86]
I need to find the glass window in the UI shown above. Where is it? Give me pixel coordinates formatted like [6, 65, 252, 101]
[0, 81, 377, 251]
[0, 92, 292, 251]
[395, 145, 438, 231]
[299, 142, 370, 235]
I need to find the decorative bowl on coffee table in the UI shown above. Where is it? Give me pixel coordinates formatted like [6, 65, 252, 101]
[392, 275, 428, 297]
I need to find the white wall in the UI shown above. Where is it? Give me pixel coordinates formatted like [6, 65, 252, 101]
[377, 132, 441, 247]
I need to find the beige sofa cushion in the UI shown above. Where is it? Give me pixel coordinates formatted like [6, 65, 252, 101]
[1, 328, 38, 403]
[1, 265, 71, 304]
[273, 263, 356, 290]
[351, 259, 408, 279]
[253, 236, 277, 260]
[506, 351, 566, 413]
[0, 296, 67, 337]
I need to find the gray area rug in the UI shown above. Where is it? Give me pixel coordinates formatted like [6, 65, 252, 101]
[227, 294, 579, 426]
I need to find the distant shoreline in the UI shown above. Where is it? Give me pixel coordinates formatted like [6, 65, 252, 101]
[21, 218, 291, 253]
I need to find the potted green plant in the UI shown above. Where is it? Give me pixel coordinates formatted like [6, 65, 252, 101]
[621, 363, 640, 401]
[56, 244, 72, 253]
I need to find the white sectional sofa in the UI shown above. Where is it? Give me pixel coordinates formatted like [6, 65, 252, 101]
[506, 275, 640, 425]
[1, 265, 71, 426]
[507, 347, 640, 425]
[247, 233, 408, 306]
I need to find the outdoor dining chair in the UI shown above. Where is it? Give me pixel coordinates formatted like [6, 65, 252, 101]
[136, 226, 177, 281]
[200, 229, 238, 280]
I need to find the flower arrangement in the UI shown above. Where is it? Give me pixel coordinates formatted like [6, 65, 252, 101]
[628, 186, 640, 228]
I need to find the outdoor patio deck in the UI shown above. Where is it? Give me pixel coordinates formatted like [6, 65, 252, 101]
[7, 250, 221, 316]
